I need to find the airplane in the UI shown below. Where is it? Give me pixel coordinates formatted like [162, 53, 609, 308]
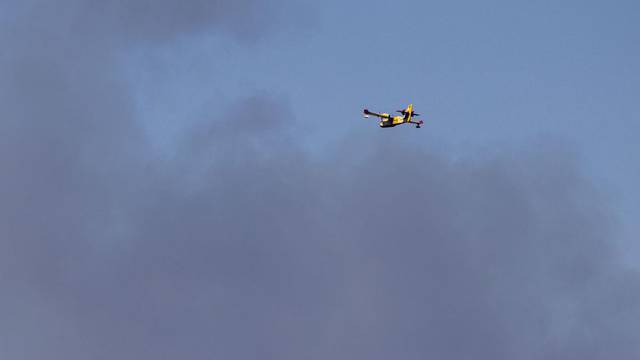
[363, 104, 424, 128]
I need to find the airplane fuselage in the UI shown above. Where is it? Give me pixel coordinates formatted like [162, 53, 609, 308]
[379, 115, 407, 128]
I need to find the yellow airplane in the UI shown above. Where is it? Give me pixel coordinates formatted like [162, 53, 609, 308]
[363, 104, 424, 128]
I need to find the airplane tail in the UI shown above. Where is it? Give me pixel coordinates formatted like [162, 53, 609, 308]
[406, 104, 424, 128]
[405, 104, 413, 121]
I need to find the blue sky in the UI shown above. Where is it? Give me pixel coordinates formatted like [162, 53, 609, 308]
[3, 1, 639, 358]
[126, 0, 639, 261]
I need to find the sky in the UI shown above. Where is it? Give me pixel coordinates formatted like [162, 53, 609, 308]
[1, 0, 639, 359]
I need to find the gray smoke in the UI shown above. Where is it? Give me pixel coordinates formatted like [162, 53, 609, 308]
[1, 1, 639, 359]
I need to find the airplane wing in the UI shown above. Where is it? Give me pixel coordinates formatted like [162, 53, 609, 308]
[363, 109, 391, 119]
